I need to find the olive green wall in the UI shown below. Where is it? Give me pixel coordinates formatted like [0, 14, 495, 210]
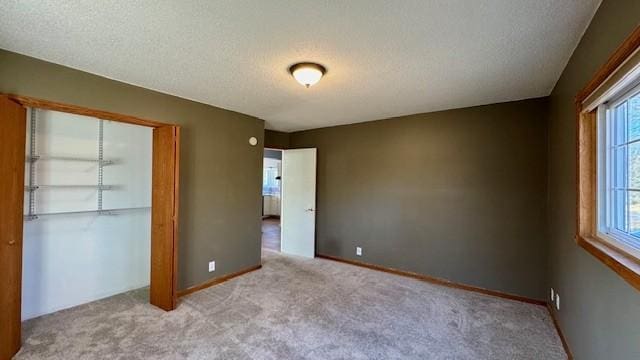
[265, 129, 290, 149]
[291, 98, 549, 300]
[6, 5, 640, 354]
[0, 50, 264, 291]
[547, 1, 640, 359]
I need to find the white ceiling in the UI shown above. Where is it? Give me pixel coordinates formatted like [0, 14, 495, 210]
[0, 1, 600, 132]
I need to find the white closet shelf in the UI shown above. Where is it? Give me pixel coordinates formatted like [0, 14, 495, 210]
[24, 206, 151, 221]
[26, 155, 115, 165]
[24, 185, 116, 191]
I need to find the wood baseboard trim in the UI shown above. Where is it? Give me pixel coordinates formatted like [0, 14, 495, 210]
[546, 303, 573, 359]
[177, 264, 262, 297]
[316, 254, 546, 306]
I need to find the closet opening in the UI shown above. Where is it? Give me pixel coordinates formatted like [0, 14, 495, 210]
[0, 94, 180, 360]
[22, 108, 153, 320]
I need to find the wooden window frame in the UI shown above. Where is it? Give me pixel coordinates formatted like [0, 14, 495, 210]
[576, 25, 640, 292]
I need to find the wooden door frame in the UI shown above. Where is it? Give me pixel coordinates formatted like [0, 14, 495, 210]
[1, 93, 180, 358]
[0, 96, 26, 360]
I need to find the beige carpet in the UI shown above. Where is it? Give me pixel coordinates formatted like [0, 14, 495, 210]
[16, 250, 566, 359]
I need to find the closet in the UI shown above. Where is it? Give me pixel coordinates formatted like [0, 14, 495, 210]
[22, 108, 152, 320]
[0, 95, 179, 360]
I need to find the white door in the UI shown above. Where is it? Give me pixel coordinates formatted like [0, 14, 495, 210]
[281, 148, 317, 258]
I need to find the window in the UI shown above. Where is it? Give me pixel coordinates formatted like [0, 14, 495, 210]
[262, 166, 280, 195]
[597, 85, 640, 259]
[576, 26, 640, 292]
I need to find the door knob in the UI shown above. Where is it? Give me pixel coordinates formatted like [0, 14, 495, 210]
[8, 239, 16, 245]
[305, 208, 315, 212]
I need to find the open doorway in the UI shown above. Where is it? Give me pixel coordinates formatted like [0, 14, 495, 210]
[261, 147, 317, 258]
[262, 149, 282, 252]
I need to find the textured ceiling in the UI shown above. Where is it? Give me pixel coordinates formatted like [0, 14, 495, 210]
[0, 0, 600, 132]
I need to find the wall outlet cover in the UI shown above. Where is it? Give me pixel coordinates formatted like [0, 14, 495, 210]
[356, 247, 362, 256]
[555, 294, 560, 310]
[208, 261, 216, 272]
[550, 288, 554, 302]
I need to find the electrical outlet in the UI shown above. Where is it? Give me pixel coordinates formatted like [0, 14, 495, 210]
[356, 247, 362, 256]
[208, 261, 216, 272]
[555, 293, 560, 310]
[550, 288, 554, 302]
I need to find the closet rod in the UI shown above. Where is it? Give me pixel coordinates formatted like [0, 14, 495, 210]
[24, 206, 151, 221]
[24, 185, 116, 191]
[26, 155, 115, 165]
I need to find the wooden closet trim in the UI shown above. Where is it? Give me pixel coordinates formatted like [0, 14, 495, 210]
[150, 125, 180, 310]
[0, 93, 180, 360]
[1, 94, 181, 359]
[0, 96, 27, 360]
[5, 94, 176, 128]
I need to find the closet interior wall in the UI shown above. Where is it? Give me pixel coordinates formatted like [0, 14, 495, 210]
[22, 108, 152, 320]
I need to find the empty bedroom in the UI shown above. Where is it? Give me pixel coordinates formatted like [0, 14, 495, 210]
[1, 1, 639, 359]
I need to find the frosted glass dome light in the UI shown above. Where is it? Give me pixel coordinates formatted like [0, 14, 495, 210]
[289, 62, 326, 88]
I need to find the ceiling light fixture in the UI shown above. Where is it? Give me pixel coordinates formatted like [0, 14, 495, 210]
[289, 62, 326, 88]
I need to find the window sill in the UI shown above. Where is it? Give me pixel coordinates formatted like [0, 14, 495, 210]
[576, 235, 640, 291]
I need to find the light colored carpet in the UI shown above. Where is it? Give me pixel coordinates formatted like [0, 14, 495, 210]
[16, 250, 566, 359]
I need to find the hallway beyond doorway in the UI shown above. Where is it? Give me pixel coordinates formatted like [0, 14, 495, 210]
[262, 217, 280, 252]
